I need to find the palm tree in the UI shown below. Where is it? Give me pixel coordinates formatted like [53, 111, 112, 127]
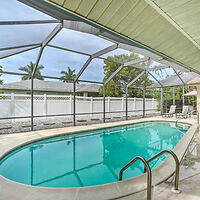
[19, 61, 44, 80]
[60, 67, 76, 83]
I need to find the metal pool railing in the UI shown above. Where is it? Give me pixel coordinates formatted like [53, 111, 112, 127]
[119, 156, 152, 200]
[119, 150, 180, 200]
[144, 150, 180, 192]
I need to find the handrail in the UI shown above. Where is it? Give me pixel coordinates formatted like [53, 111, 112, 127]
[119, 156, 152, 200]
[144, 150, 180, 192]
[119, 150, 180, 200]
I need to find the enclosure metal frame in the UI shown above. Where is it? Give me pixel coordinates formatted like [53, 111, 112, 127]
[0, 18, 191, 131]
[102, 57, 150, 122]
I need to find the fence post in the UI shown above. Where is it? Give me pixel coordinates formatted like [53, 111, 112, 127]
[90, 96, 93, 117]
[161, 88, 163, 115]
[69, 95, 72, 115]
[143, 88, 145, 118]
[108, 96, 110, 114]
[133, 97, 136, 115]
[10, 93, 15, 121]
[152, 98, 154, 114]
[122, 97, 124, 116]
[44, 94, 47, 118]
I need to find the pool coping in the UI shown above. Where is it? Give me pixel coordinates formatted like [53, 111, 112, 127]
[0, 117, 198, 200]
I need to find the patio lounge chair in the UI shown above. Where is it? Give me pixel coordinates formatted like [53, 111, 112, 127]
[162, 105, 176, 117]
[176, 105, 189, 119]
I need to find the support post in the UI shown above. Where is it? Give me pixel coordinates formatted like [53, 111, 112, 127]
[173, 87, 175, 105]
[30, 23, 63, 131]
[126, 87, 128, 120]
[182, 86, 185, 106]
[103, 85, 106, 123]
[31, 77, 34, 131]
[103, 59, 148, 120]
[165, 89, 168, 113]
[143, 88, 145, 118]
[73, 81, 76, 126]
[143, 71, 146, 118]
[161, 88, 163, 114]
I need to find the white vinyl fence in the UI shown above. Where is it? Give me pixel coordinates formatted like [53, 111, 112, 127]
[0, 94, 158, 118]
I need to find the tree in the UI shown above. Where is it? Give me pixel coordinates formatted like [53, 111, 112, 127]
[99, 53, 153, 97]
[60, 67, 76, 83]
[0, 65, 3, 84]
[19, 61, 44, 80]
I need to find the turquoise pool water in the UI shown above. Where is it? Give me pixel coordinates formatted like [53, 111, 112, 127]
[0, 122, 189, 188]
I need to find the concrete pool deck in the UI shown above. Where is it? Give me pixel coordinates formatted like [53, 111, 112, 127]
[0, 116, 198, 200]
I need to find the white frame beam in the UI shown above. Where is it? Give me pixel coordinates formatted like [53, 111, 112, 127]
[127, 71, 145, 88]
[0, 43, 41, 51]
[0, 20, 60, 25]
[0, 45, 40, 59]
[31, 23, 63, 130]
[74, 44, 118, 82]
[147, 71, 163, 87]
[173, 68, 185, 86]
[32, 23, 63, 76]
[104, 57, 149, 85]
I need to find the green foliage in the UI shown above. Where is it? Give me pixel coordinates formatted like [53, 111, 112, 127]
[99, 53, 153, 97]
[60, 67, 76, 83]
[163, 86, 197, 108]
[19, 61, 44, 80]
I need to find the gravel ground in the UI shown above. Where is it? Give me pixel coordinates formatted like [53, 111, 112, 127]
[0, 113, 160, 134]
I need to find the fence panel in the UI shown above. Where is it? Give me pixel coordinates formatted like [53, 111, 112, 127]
[0, 94, 158, 119]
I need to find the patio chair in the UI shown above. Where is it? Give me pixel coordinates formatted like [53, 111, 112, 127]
[162, 105, 176, 117]
[176, 105, 189, 119]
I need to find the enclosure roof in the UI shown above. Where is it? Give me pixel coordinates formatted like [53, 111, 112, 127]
[19, 0, 200, 74]
[0, 80, 100, 93]
[150, 72, 200, 88]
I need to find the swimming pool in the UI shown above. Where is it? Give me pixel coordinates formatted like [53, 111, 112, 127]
[0, 121, 190, 188]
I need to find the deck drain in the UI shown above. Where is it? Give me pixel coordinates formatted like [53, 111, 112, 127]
[91, 118, 100, 121]
[77, 120, 87, 122]
[62, 121, 72, 124]
[43, 122, 56, 125]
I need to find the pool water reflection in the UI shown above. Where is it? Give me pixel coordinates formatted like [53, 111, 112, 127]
[0, 122, 189, 187]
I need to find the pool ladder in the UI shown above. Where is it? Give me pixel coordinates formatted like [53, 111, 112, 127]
[119, 150, 180, 200]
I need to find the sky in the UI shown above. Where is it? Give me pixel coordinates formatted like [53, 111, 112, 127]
[0, 0, 172, 84]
